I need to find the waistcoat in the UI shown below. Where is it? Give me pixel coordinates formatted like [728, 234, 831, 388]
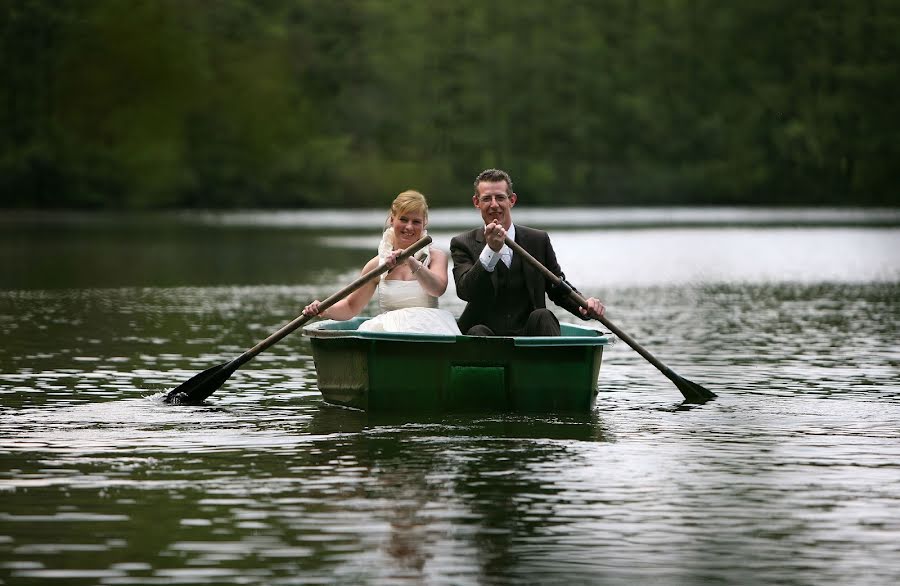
[486, 252, 534, 336]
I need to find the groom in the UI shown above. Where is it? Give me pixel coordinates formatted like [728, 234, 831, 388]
[450, 168, 605, 336]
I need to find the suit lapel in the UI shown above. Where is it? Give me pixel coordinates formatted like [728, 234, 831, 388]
[473, 227, 485, 249]
[470, 228, 500, 293]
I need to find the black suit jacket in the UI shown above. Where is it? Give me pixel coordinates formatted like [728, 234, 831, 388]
[450, 224, 586, 333]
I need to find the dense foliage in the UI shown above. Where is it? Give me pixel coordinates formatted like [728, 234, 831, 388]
[2, 0, 898, 208]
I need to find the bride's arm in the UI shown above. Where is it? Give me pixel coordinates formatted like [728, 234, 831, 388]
[303, 256, 380, 320]
[408, 248, 448, 297]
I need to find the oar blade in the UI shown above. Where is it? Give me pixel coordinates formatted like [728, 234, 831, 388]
[672, 374, 717, 404]
[163, 363, 236, 405]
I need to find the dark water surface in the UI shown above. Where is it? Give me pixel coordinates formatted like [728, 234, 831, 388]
[1, 210, 899, 585]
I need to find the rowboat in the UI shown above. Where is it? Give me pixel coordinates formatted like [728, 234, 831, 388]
[302, 317, 614, 412]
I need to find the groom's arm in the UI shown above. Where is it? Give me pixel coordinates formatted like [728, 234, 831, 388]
[541, 232, 591, 320]
[450, 233, 494, 302]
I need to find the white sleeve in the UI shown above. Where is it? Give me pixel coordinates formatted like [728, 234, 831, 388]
[479, 246, 502, 272]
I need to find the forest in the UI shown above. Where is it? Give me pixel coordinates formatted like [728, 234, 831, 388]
[2, 0, 898, 209]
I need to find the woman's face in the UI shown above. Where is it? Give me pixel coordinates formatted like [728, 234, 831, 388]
[390, 209, 426, 248]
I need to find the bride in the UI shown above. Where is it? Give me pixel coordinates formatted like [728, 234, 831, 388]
[302, 190, 461, 335]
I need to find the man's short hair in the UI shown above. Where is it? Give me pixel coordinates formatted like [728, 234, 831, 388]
[474, 168, 513, 195]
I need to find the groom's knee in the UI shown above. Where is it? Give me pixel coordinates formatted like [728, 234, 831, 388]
[523, 309, 560, 336]
[466, 324, 495, 336]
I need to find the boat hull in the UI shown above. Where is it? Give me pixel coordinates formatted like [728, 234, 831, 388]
[303, 318, 612, 413]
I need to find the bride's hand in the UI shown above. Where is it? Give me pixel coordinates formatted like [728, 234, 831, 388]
[385, 249, 401, 268]
[303, 300, 323, 317]
[406, 256, 424, 275]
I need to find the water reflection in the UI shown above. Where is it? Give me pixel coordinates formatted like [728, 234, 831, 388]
[1, 213, 899, 584]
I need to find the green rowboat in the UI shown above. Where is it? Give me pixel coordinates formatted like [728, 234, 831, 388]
[302, 317, 614, 412]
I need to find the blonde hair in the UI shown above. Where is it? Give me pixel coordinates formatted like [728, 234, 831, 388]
[379, 190, 431, 269]
[388, 190, 428, 225]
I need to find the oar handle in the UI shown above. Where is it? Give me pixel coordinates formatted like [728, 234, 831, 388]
[233, 235, 433, 367]
[503, 236, 679, 381]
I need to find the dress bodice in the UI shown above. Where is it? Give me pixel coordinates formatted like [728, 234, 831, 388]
[356, 264, 459, 336]
[378, 278, 438, 312]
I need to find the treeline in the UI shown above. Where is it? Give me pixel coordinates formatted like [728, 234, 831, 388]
[2, 0, 898, 209]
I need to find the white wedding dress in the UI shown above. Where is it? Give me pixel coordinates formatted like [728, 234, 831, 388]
[356, 278, 461, 335]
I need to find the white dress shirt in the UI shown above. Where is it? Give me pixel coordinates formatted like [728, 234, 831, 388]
[478, 223, 516, 272]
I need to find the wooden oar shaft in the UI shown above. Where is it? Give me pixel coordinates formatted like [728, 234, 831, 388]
[165, 235, 433, 405]
[503, 236, 677, 380]
[234, 235, 432, 367]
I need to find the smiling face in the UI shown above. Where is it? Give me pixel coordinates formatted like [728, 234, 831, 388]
[390, 209, 426, 248]
[474, 180, 517, 229]
[387, 190, 428, 249]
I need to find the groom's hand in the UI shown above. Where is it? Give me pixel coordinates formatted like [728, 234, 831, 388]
[580, 297, 606, 319]
[484, 220, 506, 252]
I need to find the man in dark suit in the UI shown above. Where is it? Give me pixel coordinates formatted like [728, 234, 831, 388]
[450, 168, 605, 336]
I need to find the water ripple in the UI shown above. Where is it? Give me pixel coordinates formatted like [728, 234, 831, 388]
[1, 277, 899, 584]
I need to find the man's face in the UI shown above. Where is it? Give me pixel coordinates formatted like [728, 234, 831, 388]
[473, 180, 517, 229]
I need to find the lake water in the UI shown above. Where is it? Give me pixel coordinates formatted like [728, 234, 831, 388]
[1, 208, 899, 585]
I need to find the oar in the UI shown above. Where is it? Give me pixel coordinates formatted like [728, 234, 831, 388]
[164, 235, 433, 405]
[504, 236, 716, 404]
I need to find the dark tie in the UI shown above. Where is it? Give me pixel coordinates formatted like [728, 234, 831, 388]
[495, 257, 509, 290]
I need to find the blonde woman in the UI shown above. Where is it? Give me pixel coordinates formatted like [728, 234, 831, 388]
[303, 190, 461, 335]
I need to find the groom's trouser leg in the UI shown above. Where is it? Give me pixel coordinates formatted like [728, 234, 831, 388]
[466, 324, 495, 336]
[522, 309, 560, 336]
